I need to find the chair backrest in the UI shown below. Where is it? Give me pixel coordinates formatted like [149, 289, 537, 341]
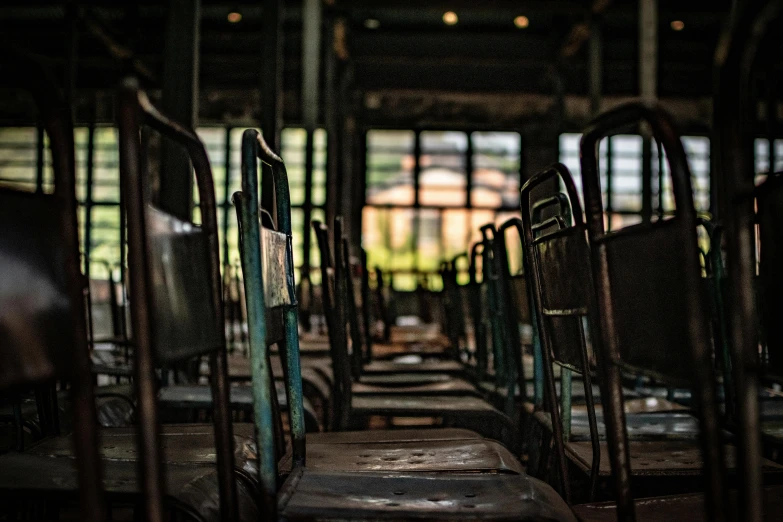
[118, 78, 238, 522]
[697, 218, 734, 419]
[714, 4, 783, 521]
[495, 218, 532, 407]
[360, 248, 373, 363]
[580, 102, 722, 522]
[449, 252, 473, 359]
[342, 243, 367, 380]
[478, 224, 518, 415]
[312, 219, 353, 430]
[232, 128, 306, 519]
[0, 51, 104, 521]
[373, 266, 391, 343]
[757, 172, 783, 375]
[520, 163, 600, 502]
[467, 240, 490, 379]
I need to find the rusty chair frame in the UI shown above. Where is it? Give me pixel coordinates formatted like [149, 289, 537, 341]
[0, 50, 105, 521]
[118, 78, 239, 522]
[519, 163, 602, 504]
[579, 102, 724, 522]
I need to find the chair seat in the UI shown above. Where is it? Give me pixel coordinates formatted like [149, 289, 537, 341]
[362, 359, 463, 375]
[566, 440, 783, 477]
[371, 342, 451, 360]
[225, 354, 333, 383]
[351, 395, 513, 445]
[278, 469, 576, 521]
[568, 412, 699, 441]
[352, 394, 500, 416]
[359, 372, 454, 386]
[308, 428, 482, 444]
[533, 409, 699, 442]
[157, 384, 320, 432]
[26, 424, 260, 481]
[389, 324, 449, 345]
[292, 438, 524, 474]
[297, 338, 331, 355]
[572, 485, 783, 522]
[0, 452, 260, 522]
[352, 377, 479, 396]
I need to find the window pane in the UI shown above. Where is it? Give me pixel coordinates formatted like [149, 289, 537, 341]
[420, 131, 467, 207]
[197, 128, 227, 203]
[683, 136, 710, 213]
[472, 132, 521, 209]
[0, 127, 37, 191]
[282, 128, 306, 206]
[611, 135, 643, 214]
[417, 208, 441, 273]
[93, 127, 120, 203]
[366, 130, 415, 205]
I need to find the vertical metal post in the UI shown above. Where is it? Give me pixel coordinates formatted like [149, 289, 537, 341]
[325, 18, 339, 232]
[84, 124, 96, 280]
[262, 0, 284, 216]
[303, 130, 315, 278]
[767, 76, 777, 172]
[222, 127, 232, 265]
[65, 2, 78, 121]
[606, 137, 613, 231]
[36, 125, 45, 193]
[588, 20, 602, 118]
[303, 0, 321, 284]
[639, 0, 657, 224]
[413, 131, 421, 273]
[466, 131, 474, 208]
[161, 0, 200, 221]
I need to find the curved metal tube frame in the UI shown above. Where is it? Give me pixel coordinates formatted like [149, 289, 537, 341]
[580, 102, 723, 522]
[520, 163, 600, 503]
[118, 78, 238, 522]
[714, 2, 783, 521]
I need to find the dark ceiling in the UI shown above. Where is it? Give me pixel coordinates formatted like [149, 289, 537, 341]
[0, 1, 736, 128]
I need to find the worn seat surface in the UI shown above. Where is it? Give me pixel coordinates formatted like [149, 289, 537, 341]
[352, 378, 479, 396]
[278, 469, 577, 521]
[0, 452, 260, 521]
[25, 424, 259, 480]
[359, 372, 455, 386]
[158, 384, 320, 431]
[352, 394, 501, 415]
[362, 359, 464, 375]
[285, 438, 524, 474]
[572, 485, 783, 522]
[566, 440, 783, 476]
[308, 428, 482, 444]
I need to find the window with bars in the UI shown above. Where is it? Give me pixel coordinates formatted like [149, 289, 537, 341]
[363, 129, 522, 291]
[0, 125, 325, 286]
[558, 133, 711, 230]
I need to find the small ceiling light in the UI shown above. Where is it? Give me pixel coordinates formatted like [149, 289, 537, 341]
[364, 18, 380, 29]
[227, 11, 242, 23]
[670, 20, 684, 31]
[514, 15, 530, 29]
[443, 11, 458, 26]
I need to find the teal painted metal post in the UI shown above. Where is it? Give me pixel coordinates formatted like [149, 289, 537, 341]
[241, 129, 307, 467]
[560, 367, 573, 441]
[233, 191, 277, 518]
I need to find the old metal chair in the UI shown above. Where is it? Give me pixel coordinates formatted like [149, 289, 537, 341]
[519, 164, 706, 503]
[572, 102, 738, 521]
[232, 129, 576, 522]
[311, 218, 517, 445]
[0, 50, 104, 521]
[0, 71, 260, 522]
[340, 233, 480, 397]
[118, 78, 246, 522]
